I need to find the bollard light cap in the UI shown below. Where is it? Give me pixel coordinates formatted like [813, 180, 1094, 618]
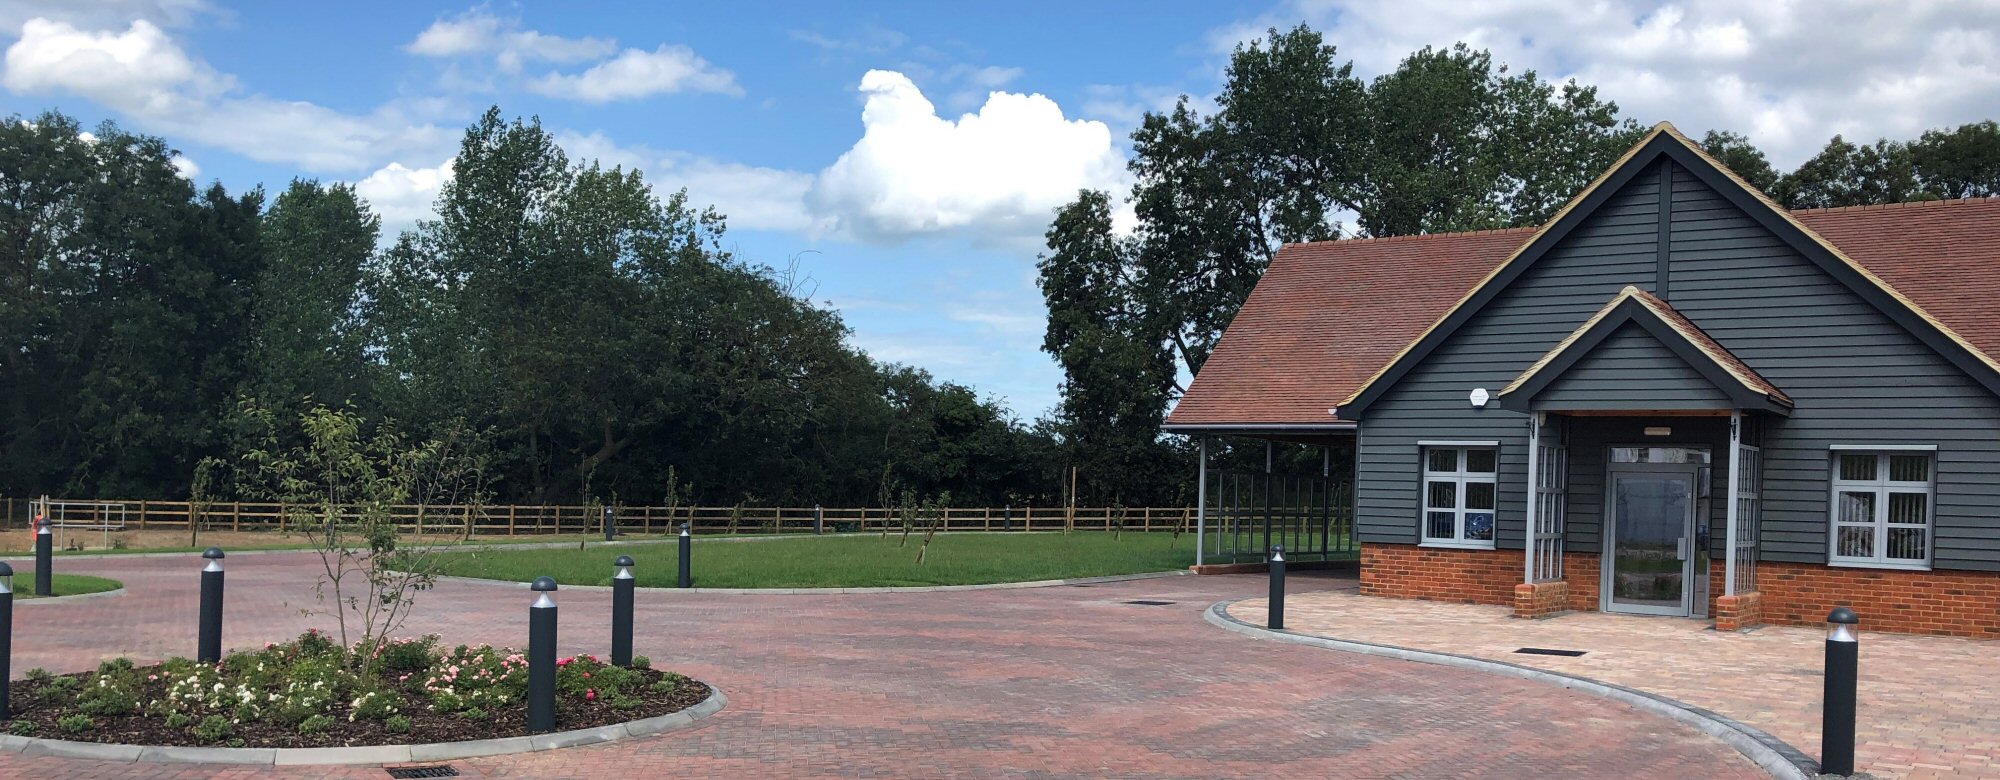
[530, 576, 558, 592]
[202, 547, 225, 560]
[0, 561, 13, 577]
[614, 555, 635, 567]
[1827, 606, 1859, 625]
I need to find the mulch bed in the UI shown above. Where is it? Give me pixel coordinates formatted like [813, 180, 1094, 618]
[6, 667, 713, 749]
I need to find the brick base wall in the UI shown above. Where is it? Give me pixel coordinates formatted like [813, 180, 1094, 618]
[1359, 544, 1520, 606]
[1361, 544, 1605, 614]
[1713, 590, 1761, 632]
[1513, 581, 1569, 618]
[1757, 562, 2000, 638]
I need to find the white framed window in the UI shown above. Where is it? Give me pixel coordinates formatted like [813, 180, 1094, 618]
[1421, 446, 1497, 548]
[1829, 450, 1933, 569]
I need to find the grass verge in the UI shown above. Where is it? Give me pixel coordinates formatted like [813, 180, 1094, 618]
[17, 573, 122, 599]
[431, 531, 1200, 588]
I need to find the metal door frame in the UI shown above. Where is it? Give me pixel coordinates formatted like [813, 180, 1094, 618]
[1601, 461, 1700, 617]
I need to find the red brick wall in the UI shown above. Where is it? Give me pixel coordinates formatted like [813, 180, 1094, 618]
[1714, 591, 1761, 632]
[1757, 561, 2000, 638]
[1361, 544, 1606, 612]
[1359, 544, 1519, 606]
[1563, 552, 1601, 612]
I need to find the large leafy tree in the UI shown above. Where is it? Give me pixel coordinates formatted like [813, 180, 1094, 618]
[1041, 27, 1636, 497]
[1772, 135, 1934, 209]
[0, 113, 263, 496]
[245, 179, 379, 409]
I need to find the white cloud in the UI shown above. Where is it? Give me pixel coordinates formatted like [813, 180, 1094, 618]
[352, 158, 454, 237]
[2, 18, 228, 112]
[2, 17, 455, 173]
[527, 45, 741, 102]
[406, 8, 613, 73]
[170, 152, 196, 179]
[1217, 0, 2000, 167]
[807, 70, 1128, 244]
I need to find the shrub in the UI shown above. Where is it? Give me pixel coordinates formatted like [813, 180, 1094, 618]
[375, 635, 439, 674]
[78, 682, 139, 717]
[7, 721, 36, 736]
[233, 702, 263, 723]
[58, 714, 94, 734]
[384, 714, 412, 734]
[23, 668, 51, 683]
[349, 689, 398, 722]
[298, 714, 334, 735]
[459, 706, 487, 720]
[630, 655, 651, 669]
[164, 711, 193, 729]
[610, 695, 640, 710]
[33, 675, 80, 707]
[195, 715, 232, 742]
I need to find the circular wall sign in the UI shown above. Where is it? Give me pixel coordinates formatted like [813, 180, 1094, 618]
[1469, 387, 1491, 408]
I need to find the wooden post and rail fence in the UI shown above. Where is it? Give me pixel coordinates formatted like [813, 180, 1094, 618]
[0, 498, 1198, 539]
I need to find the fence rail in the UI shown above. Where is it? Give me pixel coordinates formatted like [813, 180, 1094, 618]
[2, 499, 1198, 539]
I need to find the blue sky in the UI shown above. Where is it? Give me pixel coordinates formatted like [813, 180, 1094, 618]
[5, 0, 1997, 419]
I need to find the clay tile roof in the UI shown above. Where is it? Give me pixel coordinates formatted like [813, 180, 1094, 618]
[1163, 227, 1537, 427]
[1793, 197, 2000, 361]
[1168, 197, 2000, 428]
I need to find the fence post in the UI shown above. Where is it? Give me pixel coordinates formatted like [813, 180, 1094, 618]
[231, 502, 241, 532]
[137, 500, 147, 530]
[508, 505, 517, 536]
[1143, 506, 1152, 531]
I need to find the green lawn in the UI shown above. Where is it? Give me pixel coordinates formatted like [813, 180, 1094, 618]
[17, 573, 122, 599]
[430, 532, 1200, 588]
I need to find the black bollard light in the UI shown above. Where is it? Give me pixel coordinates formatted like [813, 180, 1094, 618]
[528, 575, 559, 733]
[677, 522, 693, 588]
[33, 516, 51, 598]
[814, 504, 824, 536]
[1268, 544, 1286, 630]
[198, 547, 225, 663]
[602, 506, 615, 542]
[0, 561, 13, 720]
[1821, 607, 1860, 776]
[1004, 505, 1013, 532]
[611, 555, 635, 667]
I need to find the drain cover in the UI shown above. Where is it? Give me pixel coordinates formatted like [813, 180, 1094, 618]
[1514, 647, 1586, 657]
[1125, 600, 1175, 606]
[386, 766, 460, 779]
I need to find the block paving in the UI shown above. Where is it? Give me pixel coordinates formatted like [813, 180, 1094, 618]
[0, 552, 1764, 779]
[1230, 580, 2000, 780]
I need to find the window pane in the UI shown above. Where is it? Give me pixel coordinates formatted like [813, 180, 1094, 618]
[1889, 455, 1931, 483]
[1426, 480, 1457, 510]
[1426, 449, 1458, 473]
[1837, 492, 1875, 525]
[1464, 512, 1494, 540]
[1886, 527, 1927, 560]
[1425, 511, 1455, 539]
[1465, 449, 1496, 473]
[1838, 453, 1878, 482]
[1465, 481, 1495, 510]
[1887, 492, 1927, 525]
[1836, 525, 1875, 558]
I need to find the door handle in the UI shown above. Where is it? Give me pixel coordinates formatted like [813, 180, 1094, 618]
[1677, 536, 1688, 561]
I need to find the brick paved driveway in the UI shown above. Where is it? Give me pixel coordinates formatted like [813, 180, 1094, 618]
[1230, 581, 2000, 780]
[1, 551, 1764, 779]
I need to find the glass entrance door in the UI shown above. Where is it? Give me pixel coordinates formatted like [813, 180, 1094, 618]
[1605, 468, 1695, 616]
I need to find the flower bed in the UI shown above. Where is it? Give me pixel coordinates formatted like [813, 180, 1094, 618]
[4, 630, 710, 748]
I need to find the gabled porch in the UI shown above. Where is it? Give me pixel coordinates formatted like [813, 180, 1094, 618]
[1500, 286, 1785, 623]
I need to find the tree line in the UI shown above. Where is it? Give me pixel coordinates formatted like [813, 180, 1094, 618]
[1, 108, 1063, 508]
[1038, 25, 2000, 502]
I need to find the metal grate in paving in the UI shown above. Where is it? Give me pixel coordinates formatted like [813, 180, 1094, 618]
[1514, 647, 1587, 657]
[1124, 600, 1176, 606]
[386, 766, 461, 779]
